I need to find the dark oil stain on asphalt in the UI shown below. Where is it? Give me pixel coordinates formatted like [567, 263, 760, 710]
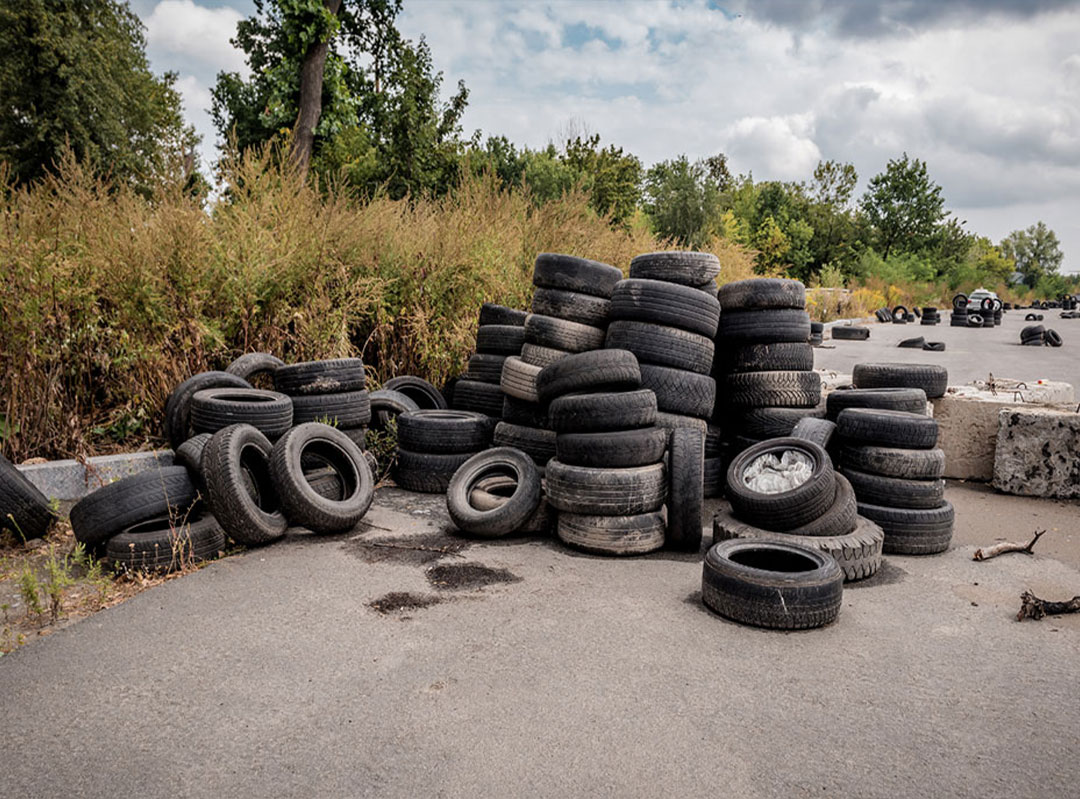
[367, 592, 443, 614]
[343, 531, 471, 566]
[426, 562, 522, 591]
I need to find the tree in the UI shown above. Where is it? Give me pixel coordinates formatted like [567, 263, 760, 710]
[1000, 222, 1064, 289]
[642, 155, 724, 248]
[0, 0, 198, 188]
[562, 135, 642, 226]
[860, 153, 946, 259]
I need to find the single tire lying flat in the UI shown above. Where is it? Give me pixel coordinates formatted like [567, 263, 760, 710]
[839, 444, 945, 479]
[548, 389, 657, 434]
[476, 325, 526, 355]
[107, 511, 225, 574]
[501, 396, 548, 428]
[836, 408, 938, 449]
[653, 412, 709, 434]
[536, 349, 641, 404]
[841, 467, 945, 510]
[701, 539, 843, 629]
[393, 449, 475, 494]
[520, 343, 571, 368]
[724, 371, 821, 409]
[546, 460, 667, 515]
[629, 251, 721, 286]
[857, 500, 954, 555]
[479, 303, 528, 327]
[500, 356, 543, 403]
[719, 342, 813, 374]
[290, 390, 372, 428]
[852, 362, 948, 399]
[466, 353, 507, 384]
[524, 314, 606, 353]
[202, 425, 287, 546]
[610, 279, 721, 338]
[492, 422, 557, 467]
[447, 448, 542, 537]
[164, 371, 252, 449]
[533, 253, 623, 298]
[736, 405, 826, 439]
[557, 511, 665, 555]
[825, 387, 927, 420]
[396, 410, 494, 454]
[639, 364, 716, 418]
[531, 287, 611, 327]
[712, 510, 883, 582]
[605, 320, 714, 374]
[555, 428, 667, 468]
[451, 379, 504, 417]
[717, 308, 810, 344]
[831, 326, 870, 341]
[275, 359, 366, 395]
[717, 278, 806, 311]
[70, 466, 198, 548]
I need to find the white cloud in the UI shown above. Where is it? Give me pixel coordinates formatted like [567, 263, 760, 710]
[145, 1, 247, 74]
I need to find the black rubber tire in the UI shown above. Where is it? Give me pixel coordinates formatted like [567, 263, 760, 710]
[393, 449, 476, 493]
[175, 433, 212, 478]
[275, 359, 366, 395]
[790, 417, 836, 451]
[831, 326, 870, 341]
[654, 412, 709, 433]
[1021, 338, 1045, 347]
[164, 371, 252, 448]
[70, 466, 198, 548]
[446, 448, 541, 537]
[531, 288, 611, 327]
[499, 356, 542, 403]
[836, 408, 938, 449]
[555, 427, 667, 468]
[475, 325, 526, 355]
[717, 308, 810, 343]
[270, 423, 375, 533]
[898, 336, 926, 349]
[468, 476, 552, 536]
[546, 460, 666, 515]
[190, 388, 293, 438]
[0, 452, 55, 541]
[922, 341, 946, 352]
[202, 424, 287, 546]
[520, 343, 571, 368]
[1024, 313, 1038, 322]
[639, 364, 716, 418]
[786, 472, 858, 537]
[548, 389, 657, 434]
[695, 280, 720, 298]
[523, 313, 606, 353]
[225, 352, 284, 384]
[841, 467, 945, 510]
[609, 279, 721, 338]
[1046, 329, 1063, 347]
[712, 511, 882, 583]
[667, 428, 704, 552]
[382, 376, 447, 411]
[466, 353, 507, 383]
[857, 500, 954, 555]
[501, 396, 548, 428]
[717, 278, 806, 310]
[397, 410, 494, 454]
[605, 320, 714, 374]
[951, 293, 968, 311]
[368, 389, 420, 432]
[825, 387, 927, 420]
[921, 307, 939, 316]
[703, 456, 724, 498]
[968, 314, 984, 328]
[290, 390, 372, 427]
[479, 303, 528, 327]
[557, 511, 665, 555]
[852, 362, 948, 398]
[532, 253, 623, 298]
[720, 342, 813, 373]
[701, 539, 843, 629]
[107, 511, 225, 574]
[492, 422, 557, 467]
[875, 309, 892, 323]
[724, 370, 821, 409]
[736, 405, 826, 439]
[629, 251, 721, 285]
[536, 349, 641, 404]
[726, 438, 836, 531]
[839, 444, 945, 479]
[892, 305, 910, 322]
[1021, 325, 1045, 339]
[451, 379, 504, 417]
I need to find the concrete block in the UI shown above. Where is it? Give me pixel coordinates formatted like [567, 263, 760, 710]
[993, 407, 1080, 498]
[931, 381, 1075, 482]
[16, 450, 175, 501]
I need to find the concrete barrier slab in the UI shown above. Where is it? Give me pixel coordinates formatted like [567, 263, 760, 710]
[16, 451, 175, 501]
[993, 407, 1080, 498]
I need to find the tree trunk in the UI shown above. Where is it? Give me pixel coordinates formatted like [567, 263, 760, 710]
[289, 0, 343, 177]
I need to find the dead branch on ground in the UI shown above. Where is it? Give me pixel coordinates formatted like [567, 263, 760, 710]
[1016, 591, 1080, 621]
[973, 530, 1046, 561]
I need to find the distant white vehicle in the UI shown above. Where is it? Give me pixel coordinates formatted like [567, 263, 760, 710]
[966, 288, 999, 311]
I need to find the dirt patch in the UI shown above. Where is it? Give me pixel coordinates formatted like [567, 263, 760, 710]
[367, 591, 443, 614]
[343, 531, 471, 566]
[426, 562, 521, 591]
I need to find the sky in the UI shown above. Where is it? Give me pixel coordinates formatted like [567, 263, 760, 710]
[132, 0, 1080, 273]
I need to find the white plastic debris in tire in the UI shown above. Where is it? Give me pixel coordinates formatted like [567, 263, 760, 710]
[742, 450, 813, 494]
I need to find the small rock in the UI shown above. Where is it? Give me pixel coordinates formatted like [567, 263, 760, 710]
[24, 538, 46, 550]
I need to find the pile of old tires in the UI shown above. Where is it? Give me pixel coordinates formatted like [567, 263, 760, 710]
[713, 278, 822, 459]
[1020, 325, 1063, 347]
[832, 363, 953, 555]
[453, 304, 527, 418]
[275, 358, 370, 448]
[949, 294, 969, 327]
[920, 307, 940, 325]
[393, 409, 496, 493]
[607, 253, 721, 432]
[539, 350, 680, 555]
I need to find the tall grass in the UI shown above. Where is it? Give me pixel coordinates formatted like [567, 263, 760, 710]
[1, 148, 666, 460]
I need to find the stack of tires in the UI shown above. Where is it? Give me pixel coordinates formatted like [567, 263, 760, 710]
[809, 321, 824, 346]
[713, 279, 821, 457]
[1020, 325, 1063, 347]
[496, 255, 621, 467]
[949, 294, 969, 327]
[392, 410, 496, 493]
[453, 304, 527, 418]
[919, 307, 940, 326]
[891, 305, 912, 324]
[540, 350, 686, 555]
[712, 436, 883, 583]
[606, 253, 721, 433]
[275, 358, 371, 449]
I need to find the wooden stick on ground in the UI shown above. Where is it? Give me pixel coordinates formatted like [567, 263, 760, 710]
[973, 530, 1046, 561]
[1016, 591, 1080, 621]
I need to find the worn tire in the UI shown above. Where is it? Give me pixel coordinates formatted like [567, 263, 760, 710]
[667, 428, 704, 552]
[225, 352, 284, 384]
[368, 389, 420, 431]
[501, 396, 548, 428]
[164, 371, 252, 448]
[500, 356, 543, 403]
[546, 460, 666, 515]
[466, 353, 507, 383]
[720, 342, 813, 374]
[524, 314, 606, 353]
[397, 410, 494, 454]
[839, 444, 945, 479]
[479, 303, 528, 327]
[718, 308, 810, 343]
[190, 388, 293, 438]
[841, 467, 944, 510]
[701, 539, 843, 629]
[175, 433, 212, 478]
[605, 320, 714, 374]
[533, 253, 623, 298]
[536, 349, 641, 404]
[831, 326, 870, 341]
[290, 390, 372, 428]
[736, 405, 826, 439]
[476, 325, 526, 356]
[629, 251, 721, 286]
[703, 456, 724, 498]
[825, 387, 927, 420]
[726, 438, 835, 531]
[786, 473, 858, 537]
[836, 408, 938, 449]
[393, 449, 475, 493]
[107, 511, 225, 574]
[382, 376, 446, 411]
[451, 379, 504, 417]
[557, 511, 665, 555]
[717, 278, 806, 310]
[639, 364, 716, 418]
[712, 511, 882, 582]
[202, 424, 287, 546]
[492, 422, 557, 467]
[446, 448, 541, 537]
[70, 466, 198, 548]
[852, 362, 948, 398]
[0, 452, 55, 541]
[531, 288, 611, 327]
[548, 389, 657, 434]
[520, 343, 571, 368]
[654, 412, 710, 433]
[725, 370, 821, 409]
[610, 279, 721, 338]
[556, 427, 667, 468]
[790, 417, 837, 451]
[275, 359, 366, 395]
[858, 500, 954, 555]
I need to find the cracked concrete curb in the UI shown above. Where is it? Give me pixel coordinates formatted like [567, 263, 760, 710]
[16, 451, 175, 501]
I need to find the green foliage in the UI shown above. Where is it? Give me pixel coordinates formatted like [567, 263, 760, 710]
[18, 566, 42, 619]
[860, 153, 946, 260]
[1000, 222, 1064, 288]
[562, 135, 642, 226]
[642, 155, 724, 248]
[0, 0, 199, 191]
